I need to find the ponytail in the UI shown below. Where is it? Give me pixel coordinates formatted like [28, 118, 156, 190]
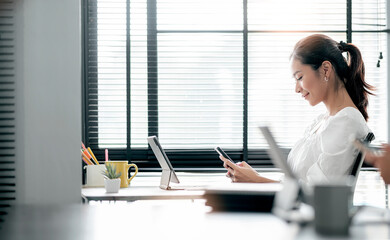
[291, 34, 374, 121]
[340, 42, 374, 121]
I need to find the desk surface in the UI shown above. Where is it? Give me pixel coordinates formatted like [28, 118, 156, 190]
[81, 172, 283, 202]
[82, 186, 206, 201]
[2, 201, 389, 240]
[82, 170, 389, 209]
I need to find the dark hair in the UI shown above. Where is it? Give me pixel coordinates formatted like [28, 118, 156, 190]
[290, 34, 374, 121]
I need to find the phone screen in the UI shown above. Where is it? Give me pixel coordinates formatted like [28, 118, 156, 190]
[214, 147, 235, 163]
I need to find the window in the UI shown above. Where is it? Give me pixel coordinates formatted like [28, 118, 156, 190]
[83, 0, 388, 168]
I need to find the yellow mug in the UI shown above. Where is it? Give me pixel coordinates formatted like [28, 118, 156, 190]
[105, 161, 138, 188]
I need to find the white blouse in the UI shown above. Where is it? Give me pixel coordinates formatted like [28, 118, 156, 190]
[287, 107, 370, 185]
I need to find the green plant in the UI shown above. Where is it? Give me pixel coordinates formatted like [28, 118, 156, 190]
[101, 164, 121, 179]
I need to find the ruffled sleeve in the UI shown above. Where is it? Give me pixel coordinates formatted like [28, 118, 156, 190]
[305, 109, 369, 184]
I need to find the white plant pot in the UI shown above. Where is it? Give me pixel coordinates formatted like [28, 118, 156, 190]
[104, 178, 121, 193]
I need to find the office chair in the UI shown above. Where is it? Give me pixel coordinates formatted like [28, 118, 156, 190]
[349, 132, 375, 203]
[350, 132, 375, 178]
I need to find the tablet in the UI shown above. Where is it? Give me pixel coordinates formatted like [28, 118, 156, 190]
[147, 136, 180, 189]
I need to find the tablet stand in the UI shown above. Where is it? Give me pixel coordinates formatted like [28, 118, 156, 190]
[159, 169, 179, 190]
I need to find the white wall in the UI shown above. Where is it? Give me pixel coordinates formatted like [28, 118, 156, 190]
[15, 0, 82, 204]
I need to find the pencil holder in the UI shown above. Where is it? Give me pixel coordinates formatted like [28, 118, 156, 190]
[84, 165, 106, 187]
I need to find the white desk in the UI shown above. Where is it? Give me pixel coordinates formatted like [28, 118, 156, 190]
[82, 172, 223, 202]
[3, 171, 389, 239]
[2, 200, 390, 240]
[81, 171, 282, 202]
[82, 187, 206, 202]
[82, 170, 388, 210]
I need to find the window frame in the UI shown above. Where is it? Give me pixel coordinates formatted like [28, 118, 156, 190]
[82, 0, 388, 170]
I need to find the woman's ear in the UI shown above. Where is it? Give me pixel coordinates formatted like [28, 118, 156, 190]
[321, 61, 332, 77]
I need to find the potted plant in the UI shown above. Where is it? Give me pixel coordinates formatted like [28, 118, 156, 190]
[101, 164, 122, 193]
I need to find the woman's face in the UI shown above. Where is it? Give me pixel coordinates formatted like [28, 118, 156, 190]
[291, 59, 328, 106]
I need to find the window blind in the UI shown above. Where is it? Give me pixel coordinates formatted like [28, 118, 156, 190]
[0, 0, 15, 227]
[84, 0, 388, 168]
[156, 0, 244, 151]
[352, 0, 387, 145]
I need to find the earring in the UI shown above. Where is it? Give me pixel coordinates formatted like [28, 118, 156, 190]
[324, 76, 328, 82]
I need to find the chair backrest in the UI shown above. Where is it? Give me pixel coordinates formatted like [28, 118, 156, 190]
[350, 132, 375, 178]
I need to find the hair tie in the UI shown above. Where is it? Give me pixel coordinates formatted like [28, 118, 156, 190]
[339, 41, 348, 52]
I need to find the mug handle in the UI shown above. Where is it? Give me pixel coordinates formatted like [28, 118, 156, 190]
[126, 163, 138, 184]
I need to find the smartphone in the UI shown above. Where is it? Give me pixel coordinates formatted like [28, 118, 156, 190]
[353, 139, 382, 156]
[214, 147, 235, 163]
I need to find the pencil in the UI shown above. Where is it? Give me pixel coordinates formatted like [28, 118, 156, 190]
[81, 149, 94, 165]
[81, 142, 87, 151]
[87, 147, 100, 165]
[82, 156, 93, 165]
[82, 149, 92, 160]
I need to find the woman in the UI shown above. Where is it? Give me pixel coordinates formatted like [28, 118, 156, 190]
[221, 34, 374, 184]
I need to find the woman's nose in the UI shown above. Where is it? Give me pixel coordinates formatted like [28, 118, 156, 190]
[295, 81, 301, 93]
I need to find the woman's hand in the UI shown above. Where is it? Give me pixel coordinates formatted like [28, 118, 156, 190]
[219, 155, 277, 183]
[365, 144, 390, 184]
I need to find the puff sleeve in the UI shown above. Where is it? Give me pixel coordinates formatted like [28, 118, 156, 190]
[305, 110, 369, 184]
